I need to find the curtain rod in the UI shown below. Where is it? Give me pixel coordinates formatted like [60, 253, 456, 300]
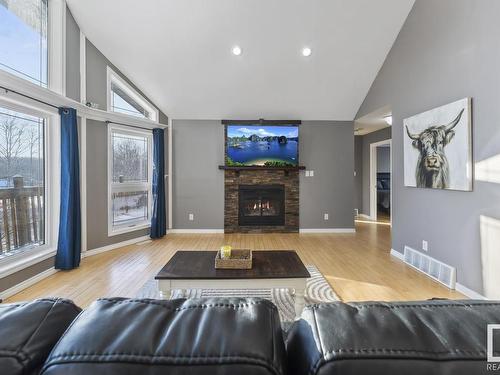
[105, 120, 162, 131]
[0, 85, 164, 125]
[0, 85, 63, 111]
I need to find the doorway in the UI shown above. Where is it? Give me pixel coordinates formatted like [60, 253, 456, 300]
[369, 139, 392, 224]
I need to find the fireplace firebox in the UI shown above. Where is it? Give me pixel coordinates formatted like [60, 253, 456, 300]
[238, 185, 285, 226]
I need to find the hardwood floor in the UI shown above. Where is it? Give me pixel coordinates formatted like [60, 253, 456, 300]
[5, 220, 464, 307]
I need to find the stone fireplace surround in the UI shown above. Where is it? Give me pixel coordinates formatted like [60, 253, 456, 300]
[224, 170, 299, 233]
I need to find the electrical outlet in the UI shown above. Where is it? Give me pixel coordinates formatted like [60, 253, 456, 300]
[324, 213, 329, 220]
[422, 240, 428, 252]
[188, 213, 194, 221]
[310, 170, 314, 177]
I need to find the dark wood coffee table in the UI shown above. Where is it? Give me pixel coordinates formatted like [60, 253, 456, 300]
[155, 250, 310, 317]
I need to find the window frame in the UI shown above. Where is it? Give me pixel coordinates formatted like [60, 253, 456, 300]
[0, 0, 66, 94]
[0, 98, 60, 276]
[107, 124, 153, 237]
[106, 67, 159, 122]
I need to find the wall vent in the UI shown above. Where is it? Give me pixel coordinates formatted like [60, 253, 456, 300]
[403, 246, 456, 289]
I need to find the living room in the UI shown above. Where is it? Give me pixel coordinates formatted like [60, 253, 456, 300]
[1, 1, 499, 374]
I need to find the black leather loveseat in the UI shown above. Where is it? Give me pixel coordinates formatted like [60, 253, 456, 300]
[1, 297, 499, 375]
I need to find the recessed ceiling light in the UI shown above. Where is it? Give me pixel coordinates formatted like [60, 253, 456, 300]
[232, 46, 242, 56]
[302, 47, 312, 57]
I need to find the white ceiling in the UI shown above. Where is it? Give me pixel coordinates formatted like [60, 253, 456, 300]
[67, 0, 414, 120]
[354, 105, 392, 135]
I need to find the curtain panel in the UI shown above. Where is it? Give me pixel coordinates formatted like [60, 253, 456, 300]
[151, 128, 166, 238]
[55, 108, 81, 269]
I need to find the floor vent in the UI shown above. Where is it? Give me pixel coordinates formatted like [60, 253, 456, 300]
[403, 246, 456, 289]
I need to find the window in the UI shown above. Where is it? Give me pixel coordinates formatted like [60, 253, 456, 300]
[107, 67, 159, 121]
[108, 125, 152, 235]
[0, 0, 48, 87]
[0, 106, 45, 259]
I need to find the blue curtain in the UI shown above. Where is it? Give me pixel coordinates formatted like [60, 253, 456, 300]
[55, 108, 81, 270]
[151, 128, 167, 238]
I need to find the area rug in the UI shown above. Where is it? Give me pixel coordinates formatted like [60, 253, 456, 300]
[136, 265, 339, 324]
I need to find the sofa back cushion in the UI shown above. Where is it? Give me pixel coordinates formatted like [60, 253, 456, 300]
[287, 300, 500, 375]
[0, 298, 81, 375]
[40, 297, 286, 375]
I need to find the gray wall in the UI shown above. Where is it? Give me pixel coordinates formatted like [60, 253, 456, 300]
[65, 8, 80, 102]
[86, 120, 151, 250]
[357, 127, 392, 215]
[377, 147, 390, 173]
[84, 37, 169, 249]
[299, 121, 354, 229]
[172, 120, 354, 230]
[172, 120, 225, 229]
[357, 0, 500, 294]
[85, 39, 164, 117]
[0, 257, 54, 293]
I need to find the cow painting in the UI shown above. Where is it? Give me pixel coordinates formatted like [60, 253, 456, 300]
[403, 98, 472, 191]
[405, 109, 464, 189]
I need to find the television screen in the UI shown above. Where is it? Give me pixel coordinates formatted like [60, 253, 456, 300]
[226, 125, 299, 167]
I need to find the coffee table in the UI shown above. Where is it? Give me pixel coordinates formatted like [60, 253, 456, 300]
[155, 250, 310, 317]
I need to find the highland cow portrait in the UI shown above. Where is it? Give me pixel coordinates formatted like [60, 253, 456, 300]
[403, 98, 472, 191]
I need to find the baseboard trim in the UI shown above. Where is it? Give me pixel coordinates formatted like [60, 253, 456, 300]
[390, 248, 404, 261]
[357, 214, 372, 220]
[83, 235, 151, 258]
[0, 267, 58, 300]
[299, 228, 356, 234]
[167, 229, 224, 234]
[455, 283, 487, 300]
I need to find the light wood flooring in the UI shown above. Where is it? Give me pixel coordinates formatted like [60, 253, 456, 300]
[5, 220, 464, 307]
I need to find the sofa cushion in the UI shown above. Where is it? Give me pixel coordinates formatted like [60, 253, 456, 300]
[41, 297, 286, 375]
[0, 298, 81, 375]
[287, 300, 500, 375]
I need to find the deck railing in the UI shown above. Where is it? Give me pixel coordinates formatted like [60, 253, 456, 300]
[0, 176, 44, 255]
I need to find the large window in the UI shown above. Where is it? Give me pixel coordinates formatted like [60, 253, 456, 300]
[0, 106, 45, 259]
[0, 0, 48, 87]
[108, 125, 152, 235]
[107, 67, 159, 121]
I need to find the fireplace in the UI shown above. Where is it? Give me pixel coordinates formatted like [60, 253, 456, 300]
[238, 185, 285, 226]
[224, 170, 299, 233]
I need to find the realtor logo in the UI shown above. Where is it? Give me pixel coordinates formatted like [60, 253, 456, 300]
[488, 324, 500, 363]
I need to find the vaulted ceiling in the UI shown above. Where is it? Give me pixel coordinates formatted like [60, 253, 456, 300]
[67, 0, 414, 120]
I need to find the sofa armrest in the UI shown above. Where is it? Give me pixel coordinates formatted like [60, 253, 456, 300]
[0, 298, 81, 375]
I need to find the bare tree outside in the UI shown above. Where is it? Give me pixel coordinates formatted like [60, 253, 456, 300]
[111, 131, 150, 229]
[112, 134, 148, 182]
[0, 114, 28, 178]
[0, 109, 44, 255]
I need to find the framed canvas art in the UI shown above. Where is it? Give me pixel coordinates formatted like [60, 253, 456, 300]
[403, 98, 472, 191]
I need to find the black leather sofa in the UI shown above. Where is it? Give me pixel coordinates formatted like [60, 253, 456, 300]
[1, 297, 498, 375]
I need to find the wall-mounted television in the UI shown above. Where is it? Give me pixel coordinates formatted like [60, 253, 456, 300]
[225, 124, 299, 167]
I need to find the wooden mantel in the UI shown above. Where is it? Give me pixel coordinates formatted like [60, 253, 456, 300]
[218, 165, 305, 176]
[218, 165, 305, 171]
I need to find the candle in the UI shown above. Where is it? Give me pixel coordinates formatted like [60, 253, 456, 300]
[221, 245, 232, 259]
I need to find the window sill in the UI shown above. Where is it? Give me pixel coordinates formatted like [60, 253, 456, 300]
[0, 247, 56, 279]
[108, 222, 150, 237]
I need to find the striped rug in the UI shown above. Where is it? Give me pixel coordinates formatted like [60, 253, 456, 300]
[136, 265, 339, 324]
